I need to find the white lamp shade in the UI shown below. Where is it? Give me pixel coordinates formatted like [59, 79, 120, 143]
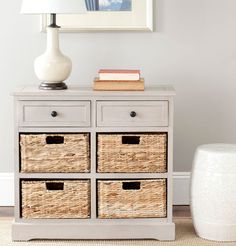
[21, 0, 87, 14]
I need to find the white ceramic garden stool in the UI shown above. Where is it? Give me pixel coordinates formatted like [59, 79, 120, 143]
[191, 144, 236, 241]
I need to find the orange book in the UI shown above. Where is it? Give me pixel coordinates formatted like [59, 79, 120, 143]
[99, 69, 140, 81]
[93, 78, 144, 91]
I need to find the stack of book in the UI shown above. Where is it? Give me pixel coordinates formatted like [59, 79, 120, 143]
[93, 69, 144, 91]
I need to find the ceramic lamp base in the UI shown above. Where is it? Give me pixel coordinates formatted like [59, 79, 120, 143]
[39, 82, 68, 90]
[35, 27, 72, 91]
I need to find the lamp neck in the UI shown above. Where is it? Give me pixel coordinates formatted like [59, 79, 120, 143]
[46, 27, 60, 54]
[49, 13, 60, 28]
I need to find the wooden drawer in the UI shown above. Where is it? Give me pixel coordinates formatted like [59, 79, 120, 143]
[98, 179, 167, 219]
[97, 133, 167, 173]
[21, 180, 90, 219]
[20, 133, 90, 173]
[97, 101, 168, 127]
[18, 101, 90, 127]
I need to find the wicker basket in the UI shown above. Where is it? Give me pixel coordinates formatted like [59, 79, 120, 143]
[20, 133, 90, 173]
[98, 179, 167, 219]
[97, 133, 167, 173]
[21, 180, 90, 219]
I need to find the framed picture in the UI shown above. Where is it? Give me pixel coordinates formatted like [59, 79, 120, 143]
[41, 0, 153, 32]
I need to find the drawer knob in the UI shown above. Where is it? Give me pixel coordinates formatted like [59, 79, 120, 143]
[130, 111, 136, 118]
[51, 111, 58, 117]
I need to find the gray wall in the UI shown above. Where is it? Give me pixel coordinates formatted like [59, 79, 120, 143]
[1, 0, 236, 173]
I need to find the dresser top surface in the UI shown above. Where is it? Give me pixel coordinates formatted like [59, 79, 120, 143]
[13, 86, 176, 97]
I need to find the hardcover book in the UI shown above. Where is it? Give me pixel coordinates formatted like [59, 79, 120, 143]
[93, 78, 144, 91]
[98, 69, 140, 81]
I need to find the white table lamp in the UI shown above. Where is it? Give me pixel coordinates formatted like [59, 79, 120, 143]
[21, 0, 87, 90]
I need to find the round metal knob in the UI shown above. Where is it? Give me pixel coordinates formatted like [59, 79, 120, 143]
[130, 111, 136, 118]
[51, 111, 58, 117]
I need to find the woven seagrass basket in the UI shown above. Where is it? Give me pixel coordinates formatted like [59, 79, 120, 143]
[20, 133, 90, 173]
[98, 179, 167, 219]
[97, 133, 167, 173]
[21, 180, 90, 219]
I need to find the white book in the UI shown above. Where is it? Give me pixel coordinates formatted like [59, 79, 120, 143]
[99, 69, 140, 81]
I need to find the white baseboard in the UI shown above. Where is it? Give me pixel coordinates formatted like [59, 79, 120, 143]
[0, 173, 14, 206]
[0, 172, 190, 206]
[173, 172, 190, 205]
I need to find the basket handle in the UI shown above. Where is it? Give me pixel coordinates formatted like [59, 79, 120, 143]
[46, 182, 64, 191]
[122, 136, 140, 145]
[46, 136, 64, 144]
[122, 182, 141, 190]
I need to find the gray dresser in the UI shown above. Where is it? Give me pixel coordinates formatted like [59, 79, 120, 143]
[12, 86, 176, 241]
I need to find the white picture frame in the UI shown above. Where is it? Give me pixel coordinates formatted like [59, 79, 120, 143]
[41, 0, 153, 32]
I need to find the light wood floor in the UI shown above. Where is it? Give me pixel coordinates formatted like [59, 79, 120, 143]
[0, 206, 191, 218]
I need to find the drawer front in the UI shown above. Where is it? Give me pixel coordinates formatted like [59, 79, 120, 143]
[97, 101, 168, 127]
[19, 101, 90, 127]
[21, 180, 90, 219]
[97, 133, 167, 173]
[98, 179, 167, 219]
[20, 133, 90, 173]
